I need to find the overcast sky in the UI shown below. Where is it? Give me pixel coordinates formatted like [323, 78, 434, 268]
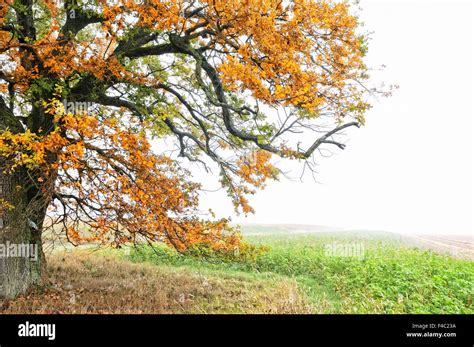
[195, 0, 473, 235]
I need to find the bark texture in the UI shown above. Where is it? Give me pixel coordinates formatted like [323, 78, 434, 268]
[0, 169, 45, 298]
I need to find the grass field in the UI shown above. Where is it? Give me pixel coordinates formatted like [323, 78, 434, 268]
[125, 227, 473, 314]
[1, 226, 472, 314]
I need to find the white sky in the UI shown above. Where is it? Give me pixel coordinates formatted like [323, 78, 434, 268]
[195, 0, 474, 235]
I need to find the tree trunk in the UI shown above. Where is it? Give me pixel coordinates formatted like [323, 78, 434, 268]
[0, 169, 46, 298]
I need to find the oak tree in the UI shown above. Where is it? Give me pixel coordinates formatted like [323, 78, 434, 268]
[0, 0, 380, 297]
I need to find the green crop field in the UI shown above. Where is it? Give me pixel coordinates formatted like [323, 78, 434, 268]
[3, 226, 472, 314]
[125, 227, 474, 314]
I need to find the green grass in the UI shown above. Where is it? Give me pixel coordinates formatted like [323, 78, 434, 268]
[122, 230, 474, 314]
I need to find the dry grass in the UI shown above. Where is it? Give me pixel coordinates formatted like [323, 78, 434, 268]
[0, 249, 311, 314]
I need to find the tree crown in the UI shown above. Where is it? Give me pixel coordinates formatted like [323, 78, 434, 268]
[0, 0, 384, 250]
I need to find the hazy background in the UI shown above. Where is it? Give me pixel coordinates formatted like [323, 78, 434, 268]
[194, 0, 473, 235]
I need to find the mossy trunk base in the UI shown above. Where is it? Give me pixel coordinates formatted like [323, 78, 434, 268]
[0, 171, 45, 299]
